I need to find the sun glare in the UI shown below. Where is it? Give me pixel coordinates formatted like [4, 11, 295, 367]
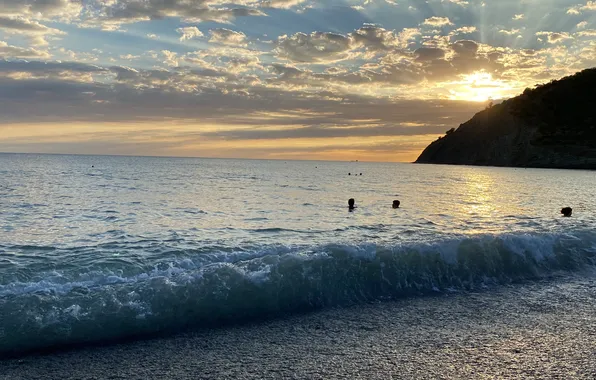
[448, 71, 518, 102]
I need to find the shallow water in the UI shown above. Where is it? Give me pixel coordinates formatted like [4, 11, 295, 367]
[1, 153, 595, 354]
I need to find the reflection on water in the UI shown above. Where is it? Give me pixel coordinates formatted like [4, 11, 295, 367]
[461, 170, 500, 224]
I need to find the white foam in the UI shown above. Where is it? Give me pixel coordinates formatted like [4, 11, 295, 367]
[1, 230, 594, 301]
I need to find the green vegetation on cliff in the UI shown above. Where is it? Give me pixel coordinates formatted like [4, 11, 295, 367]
[416, 68, 596, 169]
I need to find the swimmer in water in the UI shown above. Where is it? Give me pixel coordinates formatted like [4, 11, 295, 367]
[348, 198, 356, 211]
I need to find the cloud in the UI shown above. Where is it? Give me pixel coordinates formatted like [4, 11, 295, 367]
[257, 0, 309, 8]
[499, 28, 521, 36]
[350, 25, 407, 51]
[182, 45, 262, 73]
[567, 1, 596, 14]
[0, 41, 50, 58]
[0, 59, 481, 127]
[0, 16, 66, 46]
[177, 26, 204, 41]
[536, 31, 572, 43]
[0, 0, 82, 21]
[0, 60, 106, 75]
[162, 50, 179, 67]
[0, 60, 108, 84]
[452, 26, 477, 35]
[422, 17, 453, 27]
[442, 0, 469, 6]
[451, 40, 479, 56]
[209, 28, 248, 46]
[415, 47, 446, 61]
[0, 16, 59, 33]
[84, 0, 266, 28]
[120, 54, 140, 60]
[273, 25, 420, 64]
[275, 31, 353, 63]
[577, 29, 596, 37]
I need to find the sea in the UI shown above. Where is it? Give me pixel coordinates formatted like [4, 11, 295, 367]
[1, 153, 595, 355]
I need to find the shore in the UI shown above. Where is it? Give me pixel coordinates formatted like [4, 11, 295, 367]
[2, 273, 595, 380]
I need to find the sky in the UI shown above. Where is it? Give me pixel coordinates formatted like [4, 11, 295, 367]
[1, 0, 595, 161]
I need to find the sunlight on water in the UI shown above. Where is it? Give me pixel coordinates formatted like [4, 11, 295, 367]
[461, 170, 500, 226]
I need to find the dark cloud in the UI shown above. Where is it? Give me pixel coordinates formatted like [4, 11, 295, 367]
[274, 25, 414, 64]
[415, 47, 446, 61]
[350, 25, 401, 51]
[451, 40, 479, 56]
[84, 0, 266, 26]
[0, 0, 80, 17]
[275, 32, 353, 63]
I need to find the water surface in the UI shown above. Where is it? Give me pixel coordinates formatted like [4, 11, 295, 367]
[1, 153, 595, 353]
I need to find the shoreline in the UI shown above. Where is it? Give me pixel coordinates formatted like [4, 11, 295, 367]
[2, 274, 595, 379]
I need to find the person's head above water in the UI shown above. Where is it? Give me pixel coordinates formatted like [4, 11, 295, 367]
[348, 198, 356, 209]
[392, 200, 400, 209]
[561, 207, 572, 217]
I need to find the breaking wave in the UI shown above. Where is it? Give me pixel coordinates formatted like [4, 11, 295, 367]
[1, 230, 596, 355]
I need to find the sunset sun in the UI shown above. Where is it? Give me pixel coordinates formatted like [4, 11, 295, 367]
[448, 71, 518, 102]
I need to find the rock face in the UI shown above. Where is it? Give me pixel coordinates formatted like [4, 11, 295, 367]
[416, 68, 596, 169]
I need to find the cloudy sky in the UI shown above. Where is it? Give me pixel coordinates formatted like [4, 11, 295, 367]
[1, 0, 595, 161]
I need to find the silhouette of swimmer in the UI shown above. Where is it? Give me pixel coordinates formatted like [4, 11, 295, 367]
[561, 207, 572, 217]
[392, 200, 400, 209]
[348, 198, 356, 211]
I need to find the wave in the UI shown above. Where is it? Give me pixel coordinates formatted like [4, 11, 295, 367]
[1, 230, 596, 355]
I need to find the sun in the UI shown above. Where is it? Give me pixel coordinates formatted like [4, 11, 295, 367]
[447, 71, 517, 102]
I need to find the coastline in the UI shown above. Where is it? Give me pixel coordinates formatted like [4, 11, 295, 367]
[2, 273, 595, 380]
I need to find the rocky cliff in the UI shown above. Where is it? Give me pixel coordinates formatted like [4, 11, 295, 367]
[416, 68, 596, 169]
